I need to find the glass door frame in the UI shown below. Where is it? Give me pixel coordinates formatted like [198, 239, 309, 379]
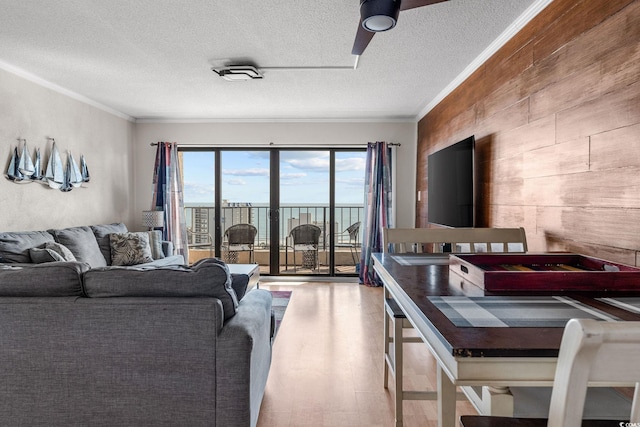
[180, 146, 364, 277]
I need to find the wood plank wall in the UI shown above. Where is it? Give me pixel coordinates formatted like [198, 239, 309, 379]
[416, 0, 640, 266]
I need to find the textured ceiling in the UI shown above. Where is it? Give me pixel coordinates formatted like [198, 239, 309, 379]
[0, 0, 543, 121]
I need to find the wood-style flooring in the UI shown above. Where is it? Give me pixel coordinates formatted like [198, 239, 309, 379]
[257, 280, 478, 427]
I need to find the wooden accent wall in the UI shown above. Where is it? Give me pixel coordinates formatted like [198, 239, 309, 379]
[416, 0, 640, 266]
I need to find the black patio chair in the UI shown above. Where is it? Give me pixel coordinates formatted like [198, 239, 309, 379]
[223, 223, 257, 263]
[288, 224, 322, 272]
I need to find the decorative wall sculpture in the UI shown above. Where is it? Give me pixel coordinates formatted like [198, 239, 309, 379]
[5, 138, 90, 192]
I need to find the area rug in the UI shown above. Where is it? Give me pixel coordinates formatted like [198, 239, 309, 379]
[270, 290, 291, 338]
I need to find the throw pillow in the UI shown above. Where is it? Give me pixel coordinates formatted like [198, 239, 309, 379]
[109, 232, 154, 266]
[146, 230, 165, 259]
[29, 247, 64, 263]
[45, 241, 77, 261]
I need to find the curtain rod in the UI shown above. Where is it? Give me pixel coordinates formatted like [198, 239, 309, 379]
[149, 142, 401, 147]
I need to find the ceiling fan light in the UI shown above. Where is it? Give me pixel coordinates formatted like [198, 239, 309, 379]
[360, 0, 400, 32]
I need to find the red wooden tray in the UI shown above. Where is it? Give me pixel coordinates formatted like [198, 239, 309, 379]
[449, 253, 640, 292]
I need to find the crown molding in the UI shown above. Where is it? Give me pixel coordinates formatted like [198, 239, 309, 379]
[0, 60, 134, 122]
[415, 0, 555, 121]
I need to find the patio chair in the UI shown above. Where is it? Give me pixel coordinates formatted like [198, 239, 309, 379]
[335, 221, 361, 265]
[223, 223, 257, 263]
[288, 224, 322, 272]
[460, 318, 640, 427]
[382, 227, 528, 427]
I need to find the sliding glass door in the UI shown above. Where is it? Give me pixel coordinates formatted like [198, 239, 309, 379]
[180, 147, 365, 276]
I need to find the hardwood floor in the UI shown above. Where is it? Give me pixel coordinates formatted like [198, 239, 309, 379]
[257, 280, 478, 427]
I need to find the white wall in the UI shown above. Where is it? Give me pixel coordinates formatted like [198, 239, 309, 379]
[133, 121, 417, 228]
[0, 69, 134, 231]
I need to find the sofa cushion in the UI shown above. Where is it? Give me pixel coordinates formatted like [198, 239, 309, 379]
[49, 226, 107, 268]
[0, 262, 88, 296]
[0, 230, 55, 263]
[29, 242, 77, 263]
[90, 223, 128, 265]
[109, 232, 154, 266]
[83, 258, 239, 320]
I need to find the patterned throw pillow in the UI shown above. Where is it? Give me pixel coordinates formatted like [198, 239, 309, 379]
[109, 232, 153, 266]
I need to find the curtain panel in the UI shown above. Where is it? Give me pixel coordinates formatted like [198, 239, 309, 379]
[359, 141, 393, 286]
[151, 142, 189, 260]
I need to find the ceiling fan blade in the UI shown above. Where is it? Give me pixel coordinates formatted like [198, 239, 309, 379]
[400, 0, 449, 11]
[351, 20, 376, 56]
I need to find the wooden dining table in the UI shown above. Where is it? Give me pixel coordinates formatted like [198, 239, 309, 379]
[372, 252, 640, 427]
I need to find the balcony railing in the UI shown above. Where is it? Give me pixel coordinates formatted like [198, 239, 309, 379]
[185, 204, 363, 249]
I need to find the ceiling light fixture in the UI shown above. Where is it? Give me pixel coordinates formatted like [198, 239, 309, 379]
[360, 0, 401, 32]
[212, 66, 263, 81]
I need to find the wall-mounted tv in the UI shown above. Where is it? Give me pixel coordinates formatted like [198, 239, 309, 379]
[427, 135, 475, 228]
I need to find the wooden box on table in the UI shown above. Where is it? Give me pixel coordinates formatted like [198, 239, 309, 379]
[449, 253, 640, 292]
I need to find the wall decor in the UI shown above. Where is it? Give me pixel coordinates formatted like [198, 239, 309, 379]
[4, 138, 90, 192]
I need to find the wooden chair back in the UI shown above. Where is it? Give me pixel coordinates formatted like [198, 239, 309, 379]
[382, 227, 528, 254]
[547, 318, 640, 427]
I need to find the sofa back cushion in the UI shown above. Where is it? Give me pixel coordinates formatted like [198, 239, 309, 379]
[0, 230, 55, 263]
[0, 262, 88, 296]
[50, 226, 107, 268]
[83, 258, 239, 320]
[90, 223, 128, 265]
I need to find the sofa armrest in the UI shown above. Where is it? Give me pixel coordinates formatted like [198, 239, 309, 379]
[216, 289, 273, 427]
[161, 240, 174, 257]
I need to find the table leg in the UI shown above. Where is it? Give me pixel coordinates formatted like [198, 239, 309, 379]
[437, 364, 456, 427]
[482, 386, 514, 416]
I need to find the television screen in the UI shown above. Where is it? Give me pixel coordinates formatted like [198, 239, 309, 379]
[427, 136, 475, 228]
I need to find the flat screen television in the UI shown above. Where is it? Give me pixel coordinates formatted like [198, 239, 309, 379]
[427, 135, 475, 228]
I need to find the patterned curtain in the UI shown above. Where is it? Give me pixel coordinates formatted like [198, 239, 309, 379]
[359, 141, 393, 286]
[151, 142, 189, 261]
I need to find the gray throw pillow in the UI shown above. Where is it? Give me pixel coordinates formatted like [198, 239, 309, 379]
[109, 232, 154, 266]
[90, 223, 128, 265]
[29, 247, 65, 263]
[28, 242, 77, 263]
[49, 226, 107, 268]
[45, 241, 77, 261]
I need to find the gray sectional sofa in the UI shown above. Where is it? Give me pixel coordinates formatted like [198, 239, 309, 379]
[0, 224, 273, 427]
[0, 223, 184, 267]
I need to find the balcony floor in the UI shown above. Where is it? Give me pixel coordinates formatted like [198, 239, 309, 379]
[189, 248, 359, 276]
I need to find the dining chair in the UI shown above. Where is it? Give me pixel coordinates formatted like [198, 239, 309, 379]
[460, 318, 640, 427]
[223, 223, 257, 263]
[288, 224, 322, 272]
[382, 227, 528, 427]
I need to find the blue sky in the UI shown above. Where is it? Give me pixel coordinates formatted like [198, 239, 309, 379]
[182, 150, 366, 205]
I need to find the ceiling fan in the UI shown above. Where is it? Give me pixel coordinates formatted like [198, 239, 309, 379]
[351, 0, 450, 56]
